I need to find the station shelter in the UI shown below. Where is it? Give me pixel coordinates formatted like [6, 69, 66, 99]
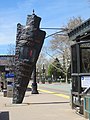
[68, 18, 90, 114]
[0, 55, 15, 90]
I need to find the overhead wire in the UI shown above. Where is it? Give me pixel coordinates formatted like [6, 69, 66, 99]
[42, 49, 66, 74]
[40, 27, 68, 74]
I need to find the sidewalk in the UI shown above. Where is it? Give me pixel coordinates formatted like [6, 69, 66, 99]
[0, 89, 86, 120]
[38, 82, 71, 93]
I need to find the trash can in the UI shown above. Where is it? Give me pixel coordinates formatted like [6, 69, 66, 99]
[6, 73, 14, 97]
[7, 84, 13, 97]
[3, 89, 7, 97]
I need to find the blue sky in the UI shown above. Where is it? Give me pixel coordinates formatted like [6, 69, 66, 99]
[0, 0, 90, 54]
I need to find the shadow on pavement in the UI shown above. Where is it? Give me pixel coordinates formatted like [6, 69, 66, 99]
[0, 111, 9, 120]
[26, 87, 32, 91]
[5, 101, 69, 107]
[24, 101, 69, 105]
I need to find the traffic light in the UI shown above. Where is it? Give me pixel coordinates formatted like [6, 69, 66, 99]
[13, 12, 46, 104]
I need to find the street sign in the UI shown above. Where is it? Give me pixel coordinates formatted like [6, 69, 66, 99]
[81, 76, 90, 87]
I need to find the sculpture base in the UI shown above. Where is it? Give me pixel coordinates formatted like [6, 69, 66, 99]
[31, 83, 39, 94]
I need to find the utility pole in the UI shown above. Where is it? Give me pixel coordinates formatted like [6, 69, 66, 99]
[31, 64, 39, 94]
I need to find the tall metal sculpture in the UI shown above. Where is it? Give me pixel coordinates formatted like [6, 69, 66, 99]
[13, 11, 46, 104]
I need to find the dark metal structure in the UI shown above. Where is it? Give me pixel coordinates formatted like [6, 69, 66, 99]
[68, 18, 90, 114]
[68, 18, 90, 41]
[31, 64, 39, 94]
[13, 12, 46, 104]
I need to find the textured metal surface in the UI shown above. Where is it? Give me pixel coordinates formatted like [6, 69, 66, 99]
[68, 18, 90, 41]
[13, 13, 46, 104]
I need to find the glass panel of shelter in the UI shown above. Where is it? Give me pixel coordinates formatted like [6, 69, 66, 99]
[71, 45, 77, 73]
[80, 42, 90, 73]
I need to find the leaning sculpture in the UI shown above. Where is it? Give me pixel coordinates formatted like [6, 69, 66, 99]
[13, 11, 46, 104]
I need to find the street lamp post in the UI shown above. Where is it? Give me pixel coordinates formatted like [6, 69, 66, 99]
[36, 67, 39, 83]
[41, 63, 46, 83]
[31, 64, 39, 94]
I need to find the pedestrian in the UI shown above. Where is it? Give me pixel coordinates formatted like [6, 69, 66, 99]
[1, 72, 5, 91]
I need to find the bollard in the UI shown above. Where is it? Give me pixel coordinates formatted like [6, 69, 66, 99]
[3, 89, 7, 97]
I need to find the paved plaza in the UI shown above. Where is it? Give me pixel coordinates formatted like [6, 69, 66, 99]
[0, 83, 86, 120]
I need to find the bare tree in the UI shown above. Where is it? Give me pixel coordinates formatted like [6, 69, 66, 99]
[49, 16, 83, 82]
[37, 50, 49, 75]
[50, 17, 83, 54]
[7, 44, 15, 55]
[7, 44, 15, 72]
